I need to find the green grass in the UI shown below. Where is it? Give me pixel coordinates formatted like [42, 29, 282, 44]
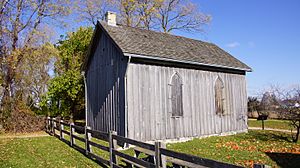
[53, 131, 135, 165]
[248, 119, 294, 130]
[0, 136, 99, 168]
[1, 130, 300, 168]
[167, 130, 300, 168]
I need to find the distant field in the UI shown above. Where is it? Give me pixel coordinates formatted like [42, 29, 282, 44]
[248, 119, 294, 130]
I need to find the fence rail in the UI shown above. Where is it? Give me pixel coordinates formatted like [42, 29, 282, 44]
[46, 117, 258, 168]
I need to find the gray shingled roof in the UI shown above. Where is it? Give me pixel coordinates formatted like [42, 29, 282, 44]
[99, 21, 251, 71]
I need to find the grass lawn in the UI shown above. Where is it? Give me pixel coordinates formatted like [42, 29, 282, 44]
[168, 130, 300, 168]
[1, 130, 300, 168]
[0, 136, 99, 168]
[248, 119, 294, 130]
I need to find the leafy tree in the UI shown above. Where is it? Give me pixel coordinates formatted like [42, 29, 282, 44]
[42, 27, 93, 121]
[56, 27, 93, 73]
[45, 71, 84, 118]
[18, 43, 57, 112]
[0, 0, 71, 127]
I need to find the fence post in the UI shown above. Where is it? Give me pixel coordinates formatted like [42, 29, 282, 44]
[53, 117, 56, 136]
[60, 120, 64, 139]
[48, 117, 51, 133]
[59, 119, 62, 139]
[85, 126, 92, 154]
[50, 118, 54, 135]
[70, 123, 75, 146]
[45, 117, 47, 132]
[155, 141, 161, 168]
[109, 131, 117, 167]
[46, 117, 49, 133]
[160, 142, 166, 168]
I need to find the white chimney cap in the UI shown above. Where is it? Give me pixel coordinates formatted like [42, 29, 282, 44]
[105, 11, 117, 26]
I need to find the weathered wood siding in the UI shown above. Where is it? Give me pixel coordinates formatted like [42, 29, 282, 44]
[126, 63, 247, 141]
[86, 31, 127, 136]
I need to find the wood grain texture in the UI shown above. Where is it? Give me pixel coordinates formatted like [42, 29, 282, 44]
[86, 30, 127, 136]
[127, 63, 247, 141]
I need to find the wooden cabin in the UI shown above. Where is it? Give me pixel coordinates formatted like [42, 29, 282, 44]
[82, 12, 252, 142]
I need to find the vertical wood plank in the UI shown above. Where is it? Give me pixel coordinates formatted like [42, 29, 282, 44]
[154, 66, 160, 140]
[85, 126, 92, 154]
[109, 131, 117, 167]
[60, 120, 64, 140]
[70, 123, 75, 146]
[155, 141, 161, 168]
[53, 118, 56, 136]
[121, 62, 247, 141]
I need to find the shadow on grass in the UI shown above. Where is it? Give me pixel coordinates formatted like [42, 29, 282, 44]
[265, 152, 300, 168]
[249, 131, 293, 142]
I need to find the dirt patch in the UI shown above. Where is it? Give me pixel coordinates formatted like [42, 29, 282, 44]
[0, 131, 49, 139]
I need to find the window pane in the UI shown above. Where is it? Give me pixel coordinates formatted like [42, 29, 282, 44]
[215, 77, 224, 115]
[171, 73, 183, 116]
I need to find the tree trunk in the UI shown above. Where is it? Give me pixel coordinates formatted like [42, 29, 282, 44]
[1, 72, 13, 118]
[1, 64, 14, 113]
[293, 126, 300, 143]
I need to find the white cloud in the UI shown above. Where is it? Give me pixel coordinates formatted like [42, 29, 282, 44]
[226, 42, 240, 48]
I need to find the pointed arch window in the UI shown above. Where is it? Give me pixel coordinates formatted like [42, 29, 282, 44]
[171, 72, 183, 117]
[215, 76, 225, 115]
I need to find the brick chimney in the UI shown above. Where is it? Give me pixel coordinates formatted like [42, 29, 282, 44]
[105, 11, 117, 26]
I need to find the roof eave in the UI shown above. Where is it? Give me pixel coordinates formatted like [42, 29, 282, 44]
[124, 53, 252, 72]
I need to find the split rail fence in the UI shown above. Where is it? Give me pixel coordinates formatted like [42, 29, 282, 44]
[46, 117, 255, 168]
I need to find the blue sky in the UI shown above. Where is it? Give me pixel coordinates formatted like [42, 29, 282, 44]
[178, 0, 300, 96]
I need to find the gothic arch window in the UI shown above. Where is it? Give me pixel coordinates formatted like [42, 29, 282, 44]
[215, 76, 225, 115]
[171, 72, 183, 117]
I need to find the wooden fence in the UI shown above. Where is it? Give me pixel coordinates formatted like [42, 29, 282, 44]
[46, 117, 248, 168]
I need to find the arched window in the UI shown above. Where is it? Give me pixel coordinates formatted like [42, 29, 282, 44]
[215, 76, 225, 115]
[171, 72, 183, 117]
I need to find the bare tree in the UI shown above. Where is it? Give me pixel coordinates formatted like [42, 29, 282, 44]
[156, 0, 211, 33]
[117, 0, 211, 32]
[117, 0, 141, 27]
[283, 87, 300, 142]
[287, 105, 300, 142]
[74, 0, 112, 26]
[136, 0, 161, 29]
[266, 85, 300, 143]
[85, 0, 211, 33]
[248, 96, 260, 113]
[260, 91, 279, 115]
